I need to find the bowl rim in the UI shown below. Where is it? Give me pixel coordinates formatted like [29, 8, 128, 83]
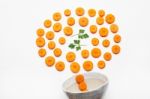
[62, 72, 109, 94]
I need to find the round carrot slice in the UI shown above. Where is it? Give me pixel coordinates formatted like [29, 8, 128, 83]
[63, 26, 73, 36]
[114, 34, 121, 43]
[112, 45, 120, 54]
[83, 61, 93, 71]
[64, 9, 71, 16]
[102, 39, 110, 47]
[89, 25, 97, 34]
[70, 62, 80, 73]
[110, 24, 119, 33]
[46, 31, 54, 40]
[44, 19, 52, 28]
[78, 81, 87, 91]
[38, 48, 46, 57]
[98, 9, 105, 17]
[58, 37, 66, 45]
[103, 52, 112, 61]
[36, 28, 45, 37]
[91, 48, 101, 58]
[55, 61, 65, 71]
[79, 17, 89, 27]
[75, 7, 84, 16]
[67, 17, 75, 26]
[45, 56, 55, 67]
[91, 38, 99, 46]
[36, 37, 45, 47]
[96, 17, 104, 25]
[81, 49, 89, 59]
[53, 12, 61, 21]
[66, 52, 76, 62]
[88, 9, 96, 17]
[97, 60, 105, 69]
[99, 27, 109, 37]
[105, 14, 115, 24]
[48, 41, 56, 49]
[53, 48, 62, 57]
[53, 23, 62, 32]
[75, 74, 84, 84]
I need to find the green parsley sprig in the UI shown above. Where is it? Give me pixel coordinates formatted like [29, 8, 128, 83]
[68, 29, 89, 51]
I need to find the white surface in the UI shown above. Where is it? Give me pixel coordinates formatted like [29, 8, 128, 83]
[0, 0, 150, 99]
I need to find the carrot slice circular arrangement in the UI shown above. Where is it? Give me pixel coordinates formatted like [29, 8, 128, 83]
[35, 7, 122, 74]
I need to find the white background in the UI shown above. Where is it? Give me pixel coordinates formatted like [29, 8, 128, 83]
[0, 0, 150, 99]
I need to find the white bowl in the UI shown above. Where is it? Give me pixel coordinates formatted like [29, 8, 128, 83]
[62, 72, 109, 99]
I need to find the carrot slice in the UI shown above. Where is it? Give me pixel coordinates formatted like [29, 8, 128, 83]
[103, 52, 112, 61]
[98, 9, 105, 17]
[96, 17, 104, 25]
[102, 39, 110, 47]
[91, 48, 101, 58]
[46, 31, 54, 40]
[88, 9, 96, 17]
[48, 41, 56, 49]
[114, 34, 121, 43]
[105, 14, 115, 24]
[63, 26, 73, 36]
[81, 49, 89, 59]
[67, 17, 75, 26]
[110, 24, 119, 33]
[79, 17, 89, 27]
[70, 62, 80, 73]
[53, 48, 62, 57]
[36, 37, 45, 47]
[44, 19, 52, 28]
[83, 61, 93, 71]
[53, 23, 62, 32]
[78, 81, 87, 91]
[91, 38, 99, 46]
[97, 60, 105, 69]
[53, 12, 61, 21]
[55, 61, 65, 71]
[64, 9, 71, 16]
[99, 27, 109, 37]
[66, 52, 76, 62]
[58, 37, 66, 45]
[89, 25, 97, 34]
[36, 28, 45, 36]
[112, 45, 120, 54]
[75, 74, 84, 84]
[38, 48, 46, 57]
[75, 7, 84, 16]
[45, 56, 55, 67]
